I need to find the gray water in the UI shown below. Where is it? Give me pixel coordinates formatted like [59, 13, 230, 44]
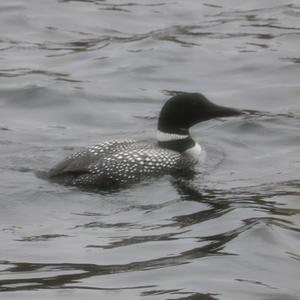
[0, 1, 300, 299]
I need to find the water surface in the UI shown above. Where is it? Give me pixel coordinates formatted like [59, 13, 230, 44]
[0, 0, 300, 299]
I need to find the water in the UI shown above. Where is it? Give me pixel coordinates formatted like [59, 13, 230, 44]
[0, 0, 300, 299]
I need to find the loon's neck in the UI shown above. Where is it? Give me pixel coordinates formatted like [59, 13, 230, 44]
[157, 130, 196, 153]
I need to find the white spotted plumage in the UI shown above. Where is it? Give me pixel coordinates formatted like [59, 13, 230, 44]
[49, 139, 195, 187]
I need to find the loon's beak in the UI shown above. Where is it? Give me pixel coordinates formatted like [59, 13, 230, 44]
[211, 104, 244, 119]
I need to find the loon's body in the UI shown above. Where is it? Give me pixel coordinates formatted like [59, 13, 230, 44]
[49, 139, 197, 187]
[49, 93, 242, 187]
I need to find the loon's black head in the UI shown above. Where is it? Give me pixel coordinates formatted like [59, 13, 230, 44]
[158, 93, 242, 134]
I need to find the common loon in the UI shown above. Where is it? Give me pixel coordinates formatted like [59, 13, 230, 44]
[49, 93, 242, 187]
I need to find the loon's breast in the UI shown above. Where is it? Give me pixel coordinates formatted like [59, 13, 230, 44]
[49, 139, 196, 187]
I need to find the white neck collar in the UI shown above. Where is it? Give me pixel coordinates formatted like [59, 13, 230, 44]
[157, 130, 189, 142]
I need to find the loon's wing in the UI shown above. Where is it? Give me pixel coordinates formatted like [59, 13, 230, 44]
[73, 146, 182, 186]
[48, 139, 136, 178]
